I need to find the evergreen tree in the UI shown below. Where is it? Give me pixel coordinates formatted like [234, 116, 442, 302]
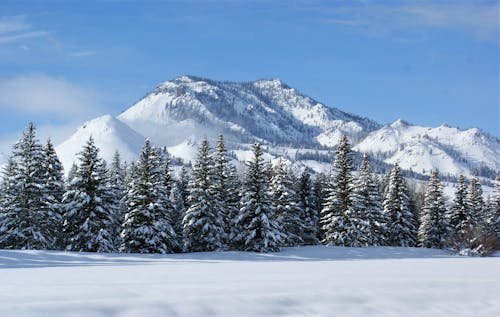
[170, 183, 186, 251]
[107, 151, 127, 250]
[467, 177, 485, 226]
[351, 154, 387, 246]
[178, 166, 191, 209]
[0, 123, 56, 249]
[233, 143, 283, 252]
[320, 135, 359, 246]
[213, 134, 239, 246]
[313, 172, 327, 241]
[450, 175, 470, 233]
[225, 164, 242, 249]
[121, 139, 178, 253]
[66, 163, 78, 185]
[382, 164, 417, 246]
[270, 160, 303, 246]
[182, 138, 225, 252]
[41, 139, 65, 249]
[417, 170, 449, 248]
[297, 170, 319, 245]
[62, 137, 116, 252]
[486, 176, 499, 240]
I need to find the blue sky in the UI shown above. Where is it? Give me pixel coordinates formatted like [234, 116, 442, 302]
[0, 0, 498, 147]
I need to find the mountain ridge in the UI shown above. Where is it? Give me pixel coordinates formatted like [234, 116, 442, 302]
[41, 75, 499, 179]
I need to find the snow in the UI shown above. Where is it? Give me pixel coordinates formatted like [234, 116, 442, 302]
[56, 115, 144, 171]
[0, 246, 498, 317]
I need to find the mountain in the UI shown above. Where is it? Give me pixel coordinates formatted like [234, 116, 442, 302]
[56, 115, 144, 170]
[53, 76, 498, 179]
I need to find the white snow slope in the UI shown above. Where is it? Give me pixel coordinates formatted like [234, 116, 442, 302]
[0, 246, 498, 317]
[48, 76, 499, 179]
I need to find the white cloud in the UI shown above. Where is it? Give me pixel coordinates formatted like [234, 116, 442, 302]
[320, 1, 499, 42]
[69, 51, 96, 57]
[0, 73, 101, 118]
[0, 15, 48, 44]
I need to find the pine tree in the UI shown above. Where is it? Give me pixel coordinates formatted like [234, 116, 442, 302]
[170, 182, 186, 251]
[320, 135, 359, 246]
[62, 137, 115, 252]
[41, 139, 65, 249]
[382, 164, 417, 247]
[450, 175, 470, 233]
[270, 160, 303, 246]
[225, 164, 242, 249]
[467, 177, 485, 227]
[121, 139, 178, 253]
[0, 123, 56, 249]
[313, 172, 327, 241]
[486, 176, 499, 240]
[66, 163, 78, 185]
[418, 170, 449, 248]
[182, 138, 225, 252]
[178, 166, 191, 209]
[351, 154, 387, 246]
[213, 134, 240, 246]
[107, 151, 127, 250]
[233, 143, 283, 252]
[297, 170, 319, 245]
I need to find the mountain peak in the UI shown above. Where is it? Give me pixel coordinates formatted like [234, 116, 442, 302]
[391, 118, 410, 128]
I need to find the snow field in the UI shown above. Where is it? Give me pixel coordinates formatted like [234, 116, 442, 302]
[0, 246, 498, 317]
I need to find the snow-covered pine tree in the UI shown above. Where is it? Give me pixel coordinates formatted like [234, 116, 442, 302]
[382, 164, 417, 247]
[170, 182, 186, 252]
[121, 139, 178, 253]
[297, 170, 319, 245]
[107, 151, 127, 250]
[62, 136, 115, 252]
[178, 166, 191, 210]
[351, 154, 387, 246]
[66, 163, 78, 185]
[486, 176, 499, 240]
[417, 170, 449, 248]
[467, 177, 485, 227]
[182, 138, 225, 252]
[0, 123, 56, 249]
[0, 158, 21, 249]
[313, 172, 327, 241]
[270, 159, 303, 246]
[225, 164, 242, 249]
[213, 134, 240, 246]
[41, 139, 65, 249]
[450, 175, 470, 233]
[233, 143, 283, 252]
[320, 135, 360, 246]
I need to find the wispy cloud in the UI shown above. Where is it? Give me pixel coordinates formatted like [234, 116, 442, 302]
[69, 50, 96, 58]
[320, 1, 499, 42]
[0, 73, 101, 118]
[0, 15, 48, 44]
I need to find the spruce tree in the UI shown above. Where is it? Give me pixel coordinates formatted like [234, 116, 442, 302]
[382, 164, 417, 247]
[107, 151, 127, 250]
[486, 176, 499, 240]
[0, 123, 56, 249]
[62, 137, 116, 252]
[418, 170, 449, 248]
[297, 170, 319, 245]
[213, 134, 239, 246]
[450, 175, 470, 233]
[225, 164, 242, 249]
[170, 182, 186, 251]
[233, 143, 283, 252]
[351, 154, 387, 246]
[467, 177, 485, 227]
[182, 138, 225, 252]
[41, 139, 65, 249]
[178, 166, 191, 209]
[320, 135, 359, 246]
[121, 139, 178, 253]
[270, 160, 303, 246]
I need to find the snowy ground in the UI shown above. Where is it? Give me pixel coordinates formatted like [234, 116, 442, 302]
[0, 246, 499, 317]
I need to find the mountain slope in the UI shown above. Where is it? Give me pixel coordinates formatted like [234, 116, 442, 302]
[51, 76, 498, 179]
[56, 115, 144, 171]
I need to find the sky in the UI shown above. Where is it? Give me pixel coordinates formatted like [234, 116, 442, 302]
[0, 0, 498, 151]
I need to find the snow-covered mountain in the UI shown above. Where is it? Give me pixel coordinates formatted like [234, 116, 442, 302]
[53, 75, 499, 178]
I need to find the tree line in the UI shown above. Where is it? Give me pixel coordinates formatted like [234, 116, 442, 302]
[0, 124, 498, 254]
